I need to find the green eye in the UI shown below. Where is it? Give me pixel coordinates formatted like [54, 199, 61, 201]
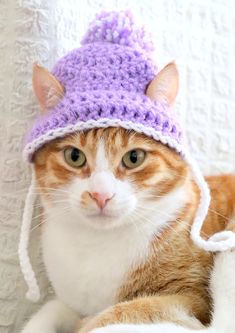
[64, 147, 86, 168]
[122, 149, 146, 169]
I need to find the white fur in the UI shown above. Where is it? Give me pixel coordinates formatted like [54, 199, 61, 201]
[210, 250, 235, 332]
[95, 140, 109, 171]
[42, 212, 153, 316]
[21, 141, 190, 332]
[41, 179, 188, 316]
[90, 324, 215, 333]
[90, 324, 216, 333]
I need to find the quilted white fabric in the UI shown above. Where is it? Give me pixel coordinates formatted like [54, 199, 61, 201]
[0, 0, 234, 332]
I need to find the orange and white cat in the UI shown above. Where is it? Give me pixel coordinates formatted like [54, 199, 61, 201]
[21, 63, 235, 333]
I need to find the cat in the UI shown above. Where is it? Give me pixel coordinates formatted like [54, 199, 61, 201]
[21, 63, 235, 333]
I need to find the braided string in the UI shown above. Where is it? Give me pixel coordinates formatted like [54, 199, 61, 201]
[18, 168, 40, 302]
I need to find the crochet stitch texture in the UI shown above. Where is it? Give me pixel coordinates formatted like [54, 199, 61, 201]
[24, 11, 182, 161]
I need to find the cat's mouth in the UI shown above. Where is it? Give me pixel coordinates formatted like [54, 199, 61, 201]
[86, 211, 119, 219]
[81, 208, 126, 229]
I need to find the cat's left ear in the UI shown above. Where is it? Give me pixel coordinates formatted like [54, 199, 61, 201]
[32, 63, 65, 113]
[146, 62, 179, 107]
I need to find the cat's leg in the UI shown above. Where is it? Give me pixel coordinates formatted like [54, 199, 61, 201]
[86, 249, 235, 333]
[77, 293, 205, 333]
[21, 298, 79, 333]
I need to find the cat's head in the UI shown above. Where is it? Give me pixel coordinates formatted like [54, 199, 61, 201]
[32, 62, 190, 230]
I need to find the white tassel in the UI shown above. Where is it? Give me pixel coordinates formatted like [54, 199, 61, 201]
[18, 168, 40, 302]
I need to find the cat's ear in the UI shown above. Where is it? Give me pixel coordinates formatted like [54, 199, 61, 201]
[32, 63, 65, 112]
[146, 62, 179, 107]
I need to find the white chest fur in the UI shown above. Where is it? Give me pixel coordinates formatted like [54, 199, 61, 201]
[41, 185, 187, 317]
[41, 216, 152, 316]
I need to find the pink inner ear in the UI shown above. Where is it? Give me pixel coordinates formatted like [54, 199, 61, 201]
[146, 62, 179, 107]
[32, 63, 64, 112]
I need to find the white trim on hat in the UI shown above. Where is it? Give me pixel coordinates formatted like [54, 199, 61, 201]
[23, 118, 183, 161]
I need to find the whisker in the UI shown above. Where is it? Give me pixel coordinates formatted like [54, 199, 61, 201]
[30, 219, 45, 232]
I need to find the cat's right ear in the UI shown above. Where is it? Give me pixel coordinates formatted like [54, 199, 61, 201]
[32, 63, 65, 113]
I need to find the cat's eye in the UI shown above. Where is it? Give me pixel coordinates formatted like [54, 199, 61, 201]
[122, 149, 146, 169]
[64, 147, 86, 168]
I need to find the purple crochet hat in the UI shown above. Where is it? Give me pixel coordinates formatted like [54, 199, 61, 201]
[24, 10, 182, 161]
[19, 11, 235, 303]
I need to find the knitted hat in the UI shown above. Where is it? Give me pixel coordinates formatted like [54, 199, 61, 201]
[19, 11, 235, 303]
[24, 12, 180, 161]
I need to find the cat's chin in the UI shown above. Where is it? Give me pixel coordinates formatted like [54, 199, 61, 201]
[73, 210, 132, 230]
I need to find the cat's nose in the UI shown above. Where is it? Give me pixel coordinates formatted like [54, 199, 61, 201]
[89, 192, 113, 209]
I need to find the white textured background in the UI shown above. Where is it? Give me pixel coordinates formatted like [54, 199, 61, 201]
[0, 0, 235, 332]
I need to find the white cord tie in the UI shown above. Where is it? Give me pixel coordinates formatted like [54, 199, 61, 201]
[18, 169, 40, 302]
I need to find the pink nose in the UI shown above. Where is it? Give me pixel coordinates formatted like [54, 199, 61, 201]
[89, 192, 113, 209]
